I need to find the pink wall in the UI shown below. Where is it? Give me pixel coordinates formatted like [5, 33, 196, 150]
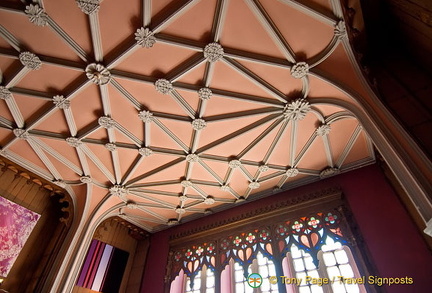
[140, 164, 432, 293]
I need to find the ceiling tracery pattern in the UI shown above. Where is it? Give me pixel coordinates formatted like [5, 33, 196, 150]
[0, 0, 374, 232]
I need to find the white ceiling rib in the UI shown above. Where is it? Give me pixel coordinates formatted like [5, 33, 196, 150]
[0, 0, 375, 232]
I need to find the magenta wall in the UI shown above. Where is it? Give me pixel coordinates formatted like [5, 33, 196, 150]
[140, 164, 432, 293]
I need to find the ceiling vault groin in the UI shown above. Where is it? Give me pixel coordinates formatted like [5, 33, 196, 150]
[0, 0, 377, 233]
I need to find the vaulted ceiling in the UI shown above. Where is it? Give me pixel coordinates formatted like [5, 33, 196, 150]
[0, 0, 375, 232]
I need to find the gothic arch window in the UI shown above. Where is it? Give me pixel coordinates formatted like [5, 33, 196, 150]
[166, 191, 373, 293]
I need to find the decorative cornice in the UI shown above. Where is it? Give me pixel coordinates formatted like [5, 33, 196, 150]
[204, 43, 224, 62]
[290, 62, 309, 79]
[25, 4, 48, 27]
[191, 119, 206, 131]
[135, 27, 156, 48]
[169, 187, 342, 242]
[198, 87, 212, 100]
[19, 52, 42, 70]
[155, 79, 173, 94]
[85, 63, 111, 85]
[283, 98, 311, 121]
[53, 95, 70, 109]
[76, 0, 100, 15]
[0, 86, 12, 100]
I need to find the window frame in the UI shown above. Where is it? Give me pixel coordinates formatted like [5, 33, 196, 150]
[165, 189, 378, 293]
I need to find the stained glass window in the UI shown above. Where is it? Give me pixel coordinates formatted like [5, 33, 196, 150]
[168, 210, 368, 293]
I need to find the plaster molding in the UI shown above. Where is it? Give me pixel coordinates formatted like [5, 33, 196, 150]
[109, 184, 128, 201]
[25, 4, 48, 27]
[249, 181, 260, 189]
[283, 98, 311, 121]
[228, 160, 242, 169]
[198, 87, 212, 100]
[0, 86, 12, 100]
[169, 187, 342, 241]
[79, 176, 92, 184]
[204, 43, 224, 62]
[76, 0, 100, 15]
[53, 95, 71, 109]
[155, 79, 173, 94]
[138, 110, 154, 123]
[186, 154, 199, 163]
[335, 20, 347, 40]
[19, 52, 42, 70]
[181, 180, 193, 188]
[85, 63, 111, 85]
[191, 119, 206, 131]
[286, 168, 299, 177]
[258, 165, 269, 173]
[167, 219, 179, 226]
[98, 116, 115, 129]
[316, 124, 331, 136]
[13, 128, 29, 140]
[204, 196, 215, 205]
[135, 27, 156, 48]
[54, 179, 67, 188]
[175, 207, 186, 214]
[105, 143, 117, 152]
[66, 137, 82, 148]
[220, 184, 230, 191]
[179, 195, 188, 202]
[291, 62, 309, 79]
[138, 147, 153, 157]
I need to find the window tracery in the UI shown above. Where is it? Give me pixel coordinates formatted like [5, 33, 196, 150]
[166, 191, 372, 293]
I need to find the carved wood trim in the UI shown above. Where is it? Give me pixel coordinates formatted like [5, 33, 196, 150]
[169, 187, 342, 247]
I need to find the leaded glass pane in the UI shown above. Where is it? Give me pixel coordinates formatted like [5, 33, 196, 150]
[293, 258, 305, 271]
[327, 265, 341, 278]
[335, 250, 349, 264]
[339, 264, 354, 277]
[346, 283, 360, 293]
[323, 252, 336, 266]
[299, 286, 311, 293]
[310, 284, 324, 293]
[304, 256, 316, 270]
